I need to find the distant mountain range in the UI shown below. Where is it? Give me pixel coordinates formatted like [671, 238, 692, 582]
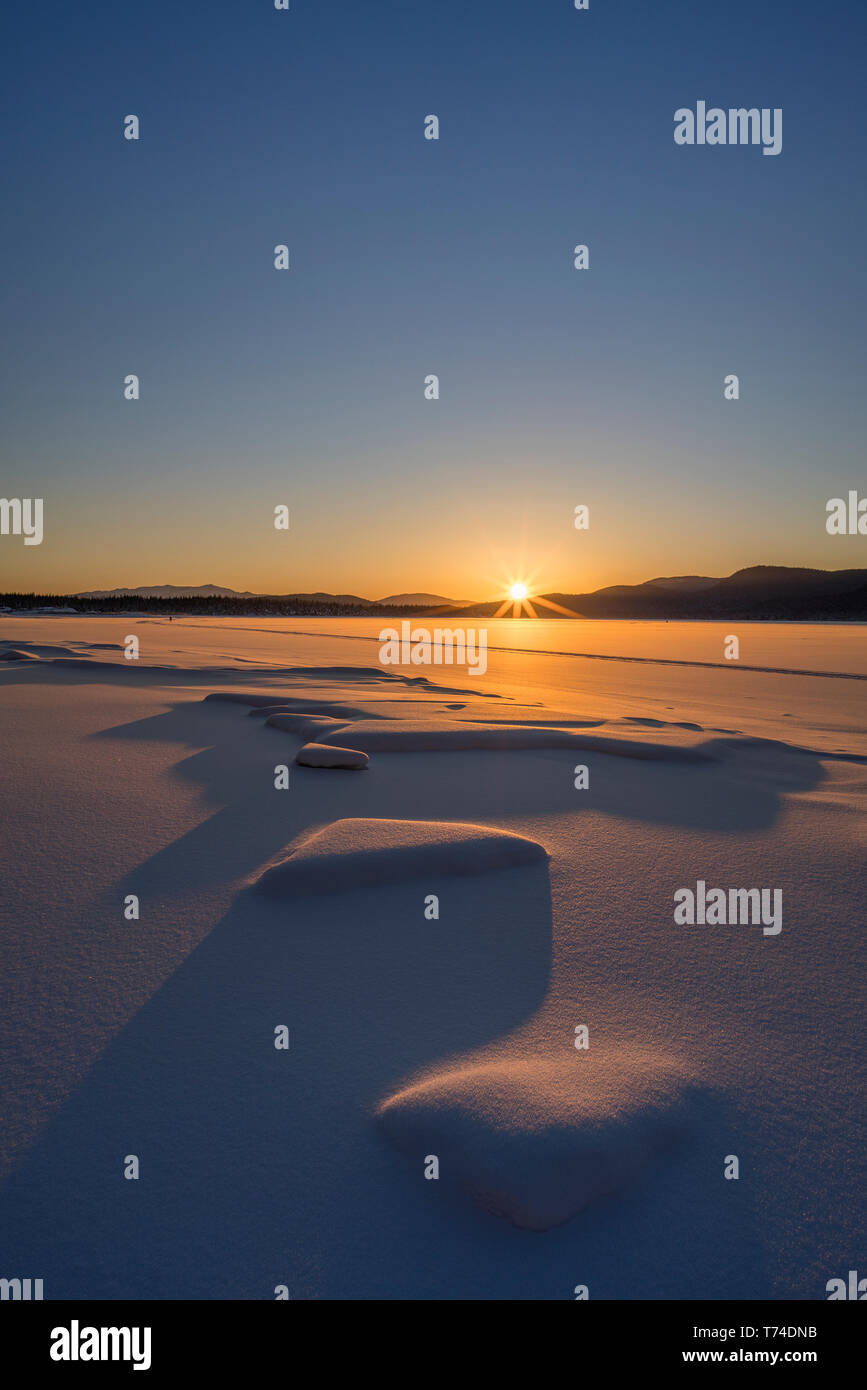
[2, 567, 861, 620]
[378, 592, 473, 607]
[561, 565, 867, 619]
[76, 584, 259, 600]
[75, 584, 468, 607]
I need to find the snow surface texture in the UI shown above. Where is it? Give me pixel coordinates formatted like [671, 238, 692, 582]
[0, 619, 864, 1299]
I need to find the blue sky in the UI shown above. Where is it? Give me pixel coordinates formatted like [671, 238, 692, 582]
[2, 0, 865, 597]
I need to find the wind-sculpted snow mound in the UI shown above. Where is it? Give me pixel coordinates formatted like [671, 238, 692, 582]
[203, 692, 289, 707]
[264, 712, 350, 740]
[252, 818, 547, 895]
[295, 742, 368, 770]
[316, 719, 713, 761]
[0, 648, 40, 661]
[201, 665, 499, 696]
[376, 1052, 695, 1230]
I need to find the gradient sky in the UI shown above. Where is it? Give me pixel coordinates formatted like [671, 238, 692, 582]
[2, 0, 866, 599]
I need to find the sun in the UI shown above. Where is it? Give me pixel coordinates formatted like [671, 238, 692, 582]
[487, 568, 578, 618]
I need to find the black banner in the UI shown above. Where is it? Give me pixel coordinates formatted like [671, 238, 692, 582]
[2, 1300, 861, 1375]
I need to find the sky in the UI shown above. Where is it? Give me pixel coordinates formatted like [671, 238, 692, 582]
[1, 0, 866, 600]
